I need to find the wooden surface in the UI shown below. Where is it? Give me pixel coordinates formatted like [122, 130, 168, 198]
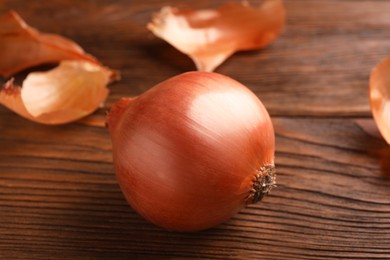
[1, 0, 390, 259]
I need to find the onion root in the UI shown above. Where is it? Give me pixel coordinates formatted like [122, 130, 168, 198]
[247, 165, 276, 204]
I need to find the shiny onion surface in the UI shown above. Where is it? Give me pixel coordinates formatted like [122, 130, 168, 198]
[107, 72, 275, 231]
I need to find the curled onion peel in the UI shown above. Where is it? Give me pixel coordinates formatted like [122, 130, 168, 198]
[370, 56, 390, 144]
[107, 72, 275, 231]
[0, 11, 119, 124]
[0, 11, 98, 77]
[0, 61, 113, 124]
[147, 0, 285, 72]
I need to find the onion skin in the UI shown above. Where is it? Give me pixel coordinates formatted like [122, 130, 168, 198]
[369, 56, 390, 144]
[107, 72, 275, 231]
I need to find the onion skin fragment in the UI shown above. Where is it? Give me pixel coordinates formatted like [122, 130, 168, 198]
[369, 56, 390, 144]
[0, 61, 113, 125]
[0, 11, 98, 77]
[107, 72, 275, 231]
[0, 11, 119, 125]
[147, 0, 285, 72]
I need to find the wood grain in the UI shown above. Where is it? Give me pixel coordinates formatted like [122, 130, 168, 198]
[1, 0, 390, 259]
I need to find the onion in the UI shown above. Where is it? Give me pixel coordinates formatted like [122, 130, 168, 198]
[107, 72, 275, 231]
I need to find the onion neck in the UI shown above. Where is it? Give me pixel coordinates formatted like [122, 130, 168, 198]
[106, 97, 136, 132]
[247, 165, 276, 204]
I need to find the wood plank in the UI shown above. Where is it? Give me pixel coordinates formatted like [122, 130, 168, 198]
[1, 0, 390, 259]
[1, 116, 390, 259]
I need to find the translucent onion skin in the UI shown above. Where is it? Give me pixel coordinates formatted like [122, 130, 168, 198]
[369, 56, 390, 144]
[107, 72, 275, 231]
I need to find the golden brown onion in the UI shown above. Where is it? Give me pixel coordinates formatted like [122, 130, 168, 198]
[147, 0, 285, 72]
[369, 56, 390, 144]
[107, 72, 275, 231]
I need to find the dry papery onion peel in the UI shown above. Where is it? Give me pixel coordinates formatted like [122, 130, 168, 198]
[0, 11, 118, 124]
[147, 0, 285, 72]
[369, 55, 390, 144]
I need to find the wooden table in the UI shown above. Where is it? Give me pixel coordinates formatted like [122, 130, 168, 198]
[1, 0, 390, 259]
